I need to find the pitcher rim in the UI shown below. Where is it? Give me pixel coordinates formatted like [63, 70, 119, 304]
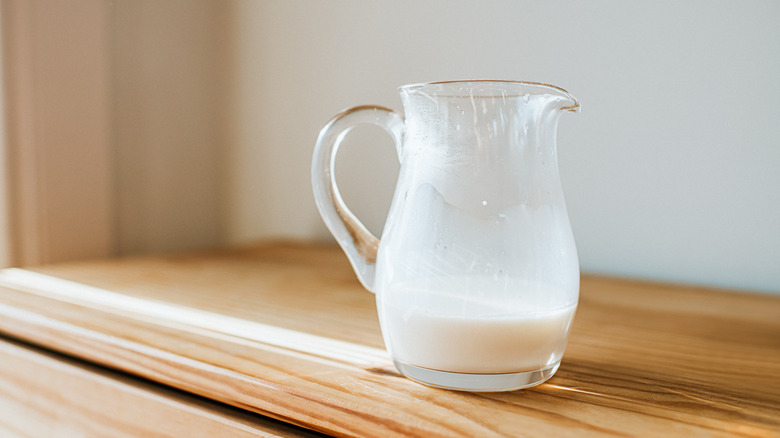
[399, 80, 580, 112]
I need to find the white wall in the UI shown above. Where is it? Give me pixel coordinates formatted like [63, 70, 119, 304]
[224, 1, 780, 293]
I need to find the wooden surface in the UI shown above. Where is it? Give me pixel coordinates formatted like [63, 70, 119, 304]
[0, 337, 324, 438]
[0, 242, 778, 437]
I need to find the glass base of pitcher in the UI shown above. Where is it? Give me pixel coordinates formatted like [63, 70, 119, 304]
[393, 360, 560, 392]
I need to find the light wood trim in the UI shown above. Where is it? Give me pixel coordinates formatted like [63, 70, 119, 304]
[0, 242, 777, 437]
[0, 336, 323, 437]
[0, 267, 389, 367]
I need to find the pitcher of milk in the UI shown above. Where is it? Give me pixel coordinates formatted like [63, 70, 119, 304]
[312, 80, 580, 391]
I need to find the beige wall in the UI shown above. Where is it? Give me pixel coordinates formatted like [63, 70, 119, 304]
[2, 0, 226, 263]
[223, 1, 780, 293]
[2, 0, 114, 265]
[0, 3, 9, 267]
[111, 0, 226, 255]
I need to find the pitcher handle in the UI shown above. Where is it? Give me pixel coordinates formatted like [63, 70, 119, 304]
[311, 105, 404, 292]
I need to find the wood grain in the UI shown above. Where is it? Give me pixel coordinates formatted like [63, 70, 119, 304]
[0, 241, 778, 437]
[0, 337, 325, 437]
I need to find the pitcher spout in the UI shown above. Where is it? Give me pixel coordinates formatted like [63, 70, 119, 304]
[539, 82, 580, 114]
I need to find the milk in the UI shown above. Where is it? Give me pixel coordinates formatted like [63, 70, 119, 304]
[378, 288, 576, 374]
[374, 182, 579, 376]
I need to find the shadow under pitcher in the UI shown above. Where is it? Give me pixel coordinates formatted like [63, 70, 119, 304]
[312, 80, 581, 392]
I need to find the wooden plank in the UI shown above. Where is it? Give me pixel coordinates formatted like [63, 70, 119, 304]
[0, 242, 778, 437]
[0, 336, 324, 437]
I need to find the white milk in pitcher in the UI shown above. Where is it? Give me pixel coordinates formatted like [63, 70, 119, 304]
[378, 287, 577, 374]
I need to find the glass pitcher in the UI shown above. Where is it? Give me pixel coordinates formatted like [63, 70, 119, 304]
[312, 80, 580, 391]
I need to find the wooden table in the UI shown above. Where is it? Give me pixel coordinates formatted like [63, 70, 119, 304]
[0, 242, 778, 437]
